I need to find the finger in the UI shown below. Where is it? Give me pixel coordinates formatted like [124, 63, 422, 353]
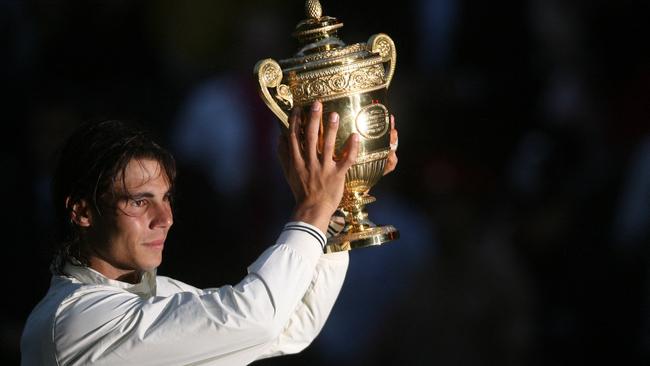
[305, 101, 322, 165]
[383, 151, 398, 175]
[338, 133, 360, 173]
[322, 112, 339, 163]
[288, 108, 304, 168]
[384, 117, 398, 175]
[288, 106, 301, 134]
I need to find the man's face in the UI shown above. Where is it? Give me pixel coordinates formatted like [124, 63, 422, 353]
[87, 158, 173, 278]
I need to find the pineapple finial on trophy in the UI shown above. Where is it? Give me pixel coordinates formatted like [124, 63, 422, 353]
[306, 0, 322, 19]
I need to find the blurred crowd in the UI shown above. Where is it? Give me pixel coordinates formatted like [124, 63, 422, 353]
[1, 0, 648, 365]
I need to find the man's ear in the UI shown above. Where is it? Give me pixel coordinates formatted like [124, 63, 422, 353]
[66, 197, 93, 227]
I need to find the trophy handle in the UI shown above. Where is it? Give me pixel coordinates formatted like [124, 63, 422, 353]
[254, 58, 293, 129]
[368, 34, 397, 89]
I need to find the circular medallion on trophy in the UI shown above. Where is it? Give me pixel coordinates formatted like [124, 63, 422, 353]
[355, 103, 389, 139]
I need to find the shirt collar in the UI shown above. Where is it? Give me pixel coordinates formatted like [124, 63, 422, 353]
[62, 262, 157, 298]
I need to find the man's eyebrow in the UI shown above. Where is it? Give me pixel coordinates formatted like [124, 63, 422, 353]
[125, 190, 173, 199]
[126, 192, 155, 199]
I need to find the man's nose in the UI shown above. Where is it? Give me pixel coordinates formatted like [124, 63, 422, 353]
[150, 202, 173, 229]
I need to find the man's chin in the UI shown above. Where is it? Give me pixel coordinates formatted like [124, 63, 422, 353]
[139, 256, 162, 272]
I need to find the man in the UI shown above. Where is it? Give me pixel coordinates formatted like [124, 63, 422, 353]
[21, 101, 398, 365]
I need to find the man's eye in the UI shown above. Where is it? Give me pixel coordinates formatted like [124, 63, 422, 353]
[130, 199, 147, 208]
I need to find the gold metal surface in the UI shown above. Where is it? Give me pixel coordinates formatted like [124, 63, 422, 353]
[254, 0, 399, 252]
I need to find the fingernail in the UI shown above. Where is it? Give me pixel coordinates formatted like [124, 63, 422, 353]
[330, 113, 339, 123]
[311, 101, 321, 111]
[352, 133, 360, 142]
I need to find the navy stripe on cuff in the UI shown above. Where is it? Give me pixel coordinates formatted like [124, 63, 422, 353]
[284, 224, 326, 250]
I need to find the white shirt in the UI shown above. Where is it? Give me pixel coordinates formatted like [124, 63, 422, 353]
[21, 222, 348, 365]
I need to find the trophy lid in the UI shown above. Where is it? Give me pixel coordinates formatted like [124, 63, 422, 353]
[280, 0, 380, 73]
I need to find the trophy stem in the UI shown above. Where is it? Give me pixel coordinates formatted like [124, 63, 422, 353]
[341, 191, 376, 233]
[325, 191, 399, 253]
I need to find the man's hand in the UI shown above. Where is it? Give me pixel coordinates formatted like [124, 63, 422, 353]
[278, 101, 359, 234]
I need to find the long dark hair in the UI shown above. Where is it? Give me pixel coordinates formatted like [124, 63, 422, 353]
[51, 120, 176, 274]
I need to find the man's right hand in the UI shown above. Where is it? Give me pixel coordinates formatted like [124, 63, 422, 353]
[278, 101, 360, 234]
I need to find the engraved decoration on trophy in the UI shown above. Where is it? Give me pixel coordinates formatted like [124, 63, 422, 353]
[254, 0, 399, 252]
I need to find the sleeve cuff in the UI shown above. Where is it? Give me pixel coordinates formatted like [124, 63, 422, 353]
[280, 221, 327, 252]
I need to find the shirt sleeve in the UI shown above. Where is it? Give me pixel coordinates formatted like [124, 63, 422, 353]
[52, 222, 329, 366]
[257, 250, 349, 359]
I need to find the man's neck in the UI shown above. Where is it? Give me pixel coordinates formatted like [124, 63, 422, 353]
[88, 256, 141, 284]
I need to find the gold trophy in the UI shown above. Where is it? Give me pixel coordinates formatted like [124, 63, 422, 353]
[254, 0, 399, 252]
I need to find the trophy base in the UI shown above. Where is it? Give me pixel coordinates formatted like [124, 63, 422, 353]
[325, 225, 399, 253]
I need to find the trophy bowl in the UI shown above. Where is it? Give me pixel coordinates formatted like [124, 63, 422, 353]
[254, 0, 399, 253]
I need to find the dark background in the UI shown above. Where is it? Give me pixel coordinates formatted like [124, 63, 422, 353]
[2, 0, 649, 365]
